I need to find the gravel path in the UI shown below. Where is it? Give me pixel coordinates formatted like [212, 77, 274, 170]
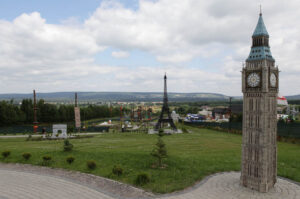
[0, 163, 299, 199]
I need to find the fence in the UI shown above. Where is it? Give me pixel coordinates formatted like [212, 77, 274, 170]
[85, 126, 110, 132]
[0, 125, 109, 134]
[184, 121, 300, 139]
[0, 126, 52, 134]
[277, 123, 300, 138]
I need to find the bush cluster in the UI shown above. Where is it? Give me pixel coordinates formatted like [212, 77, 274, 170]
[135, 173, 150, 185]
[87, 160, 96, 170]
[112, 165, 123, 176]
[181, 127, 188, 133]
[277, 136, 300, 144]
[22, 152, 31, 160]
[66, 156, 75, 164]
[1, 151, 11, 158]
[43, 155, 52, 161]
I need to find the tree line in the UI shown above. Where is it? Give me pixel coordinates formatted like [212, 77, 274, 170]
[0, 99, 124, 126]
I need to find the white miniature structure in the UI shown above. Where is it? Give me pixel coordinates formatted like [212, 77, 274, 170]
[148, 128, 182, 134]
[52, 124, 67, 138]
[171, 111, 180, 123]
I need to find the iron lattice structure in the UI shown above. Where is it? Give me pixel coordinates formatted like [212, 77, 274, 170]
[155, 74, 177, 130]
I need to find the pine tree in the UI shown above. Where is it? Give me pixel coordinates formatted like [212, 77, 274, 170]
[151, 129, 167, 168]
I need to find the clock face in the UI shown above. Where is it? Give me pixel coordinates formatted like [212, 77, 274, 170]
[270, 73, 277, 87]
[247, 73, 260, 87]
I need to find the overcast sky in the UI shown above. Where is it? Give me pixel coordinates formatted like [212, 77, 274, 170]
[0, 0, 299, 96]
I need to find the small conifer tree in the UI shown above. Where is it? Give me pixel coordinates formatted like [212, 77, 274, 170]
[63, 139, 73, 151]
[151, 129, 167, 167]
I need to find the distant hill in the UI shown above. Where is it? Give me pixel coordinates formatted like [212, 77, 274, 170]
[1, 92, 299, 103]
[286, 95, 300, 100]
[0, 92, 232, 103]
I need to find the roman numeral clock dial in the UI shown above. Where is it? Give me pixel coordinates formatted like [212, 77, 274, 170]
[247, 73, 260, 87]
[270, 73, 277, 87]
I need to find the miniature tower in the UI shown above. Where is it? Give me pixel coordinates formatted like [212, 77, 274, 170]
[240, 11, 279, 192]
[33, 90, 38, 133]
[74, 93, 81, 131]
[155, 74, 177, 130]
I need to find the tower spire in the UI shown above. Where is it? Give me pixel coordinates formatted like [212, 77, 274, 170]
[260, 5, 262, 16]
[247, 11, 274, 61]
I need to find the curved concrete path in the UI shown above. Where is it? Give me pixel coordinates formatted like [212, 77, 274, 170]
[0, 169, 114, 199]
[161, 172, 300, 199]
[0, 166, 300, 199]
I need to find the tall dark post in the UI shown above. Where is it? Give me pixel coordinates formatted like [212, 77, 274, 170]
[155, 74, 177, 130]
[130, 104, 134, 123]
[33, 90, 38, 133]
[75, 92, 78, 107]
[229, 97, 232, 131]
[120, 105, 123, 132]
[109, 102, 112, 118]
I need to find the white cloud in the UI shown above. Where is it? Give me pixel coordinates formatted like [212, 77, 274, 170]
[0, 0, 300, 96]
[112, 51, 130, 58]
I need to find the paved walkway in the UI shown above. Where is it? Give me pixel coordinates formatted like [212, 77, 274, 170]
[160, 172, 300, 199]
[0, 166, 299, 199]
[0, 169, 114, 199]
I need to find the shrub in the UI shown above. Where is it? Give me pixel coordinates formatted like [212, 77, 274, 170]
[135, 173, 150, 185]
[112, 165, 123, 176]
[291, 138, 297, 144]
[32, 136, 43, 141]
[42, 155, 52, 161]
[26, 134, 32, 141]
[22, 152, 31, 160]
[181, 127, 188, 133]
[66, 156, 75, 164]
[2, 151, 11, 158]
[87, 160, 96, 170]
[158, 128, 164, 137]
[63, 139, 73, 151]
[67, 126, 74, 134]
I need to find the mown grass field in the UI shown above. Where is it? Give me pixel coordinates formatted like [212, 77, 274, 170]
[0, 126, 299, 193]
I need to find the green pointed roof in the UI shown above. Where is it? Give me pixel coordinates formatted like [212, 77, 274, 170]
[253, 14, 269, 37]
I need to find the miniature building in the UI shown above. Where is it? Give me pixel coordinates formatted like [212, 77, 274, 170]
[240, 11, 278, 192]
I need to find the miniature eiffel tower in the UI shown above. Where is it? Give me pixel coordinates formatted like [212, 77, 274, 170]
[155, 74, 177, 130]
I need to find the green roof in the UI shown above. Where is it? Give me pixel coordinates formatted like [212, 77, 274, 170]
[253, 14, 269, 37]
[247, 46, 274, 61]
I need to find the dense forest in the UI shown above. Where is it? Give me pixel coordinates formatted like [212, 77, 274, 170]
[0, 99, 123, 126]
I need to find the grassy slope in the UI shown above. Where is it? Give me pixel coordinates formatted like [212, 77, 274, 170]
[0, 127, 299, 193]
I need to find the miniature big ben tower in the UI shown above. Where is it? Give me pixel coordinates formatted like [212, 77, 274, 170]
[240, 11, 279, 192]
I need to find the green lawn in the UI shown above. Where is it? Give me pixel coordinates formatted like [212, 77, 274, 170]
[0, 127, 299, 193]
